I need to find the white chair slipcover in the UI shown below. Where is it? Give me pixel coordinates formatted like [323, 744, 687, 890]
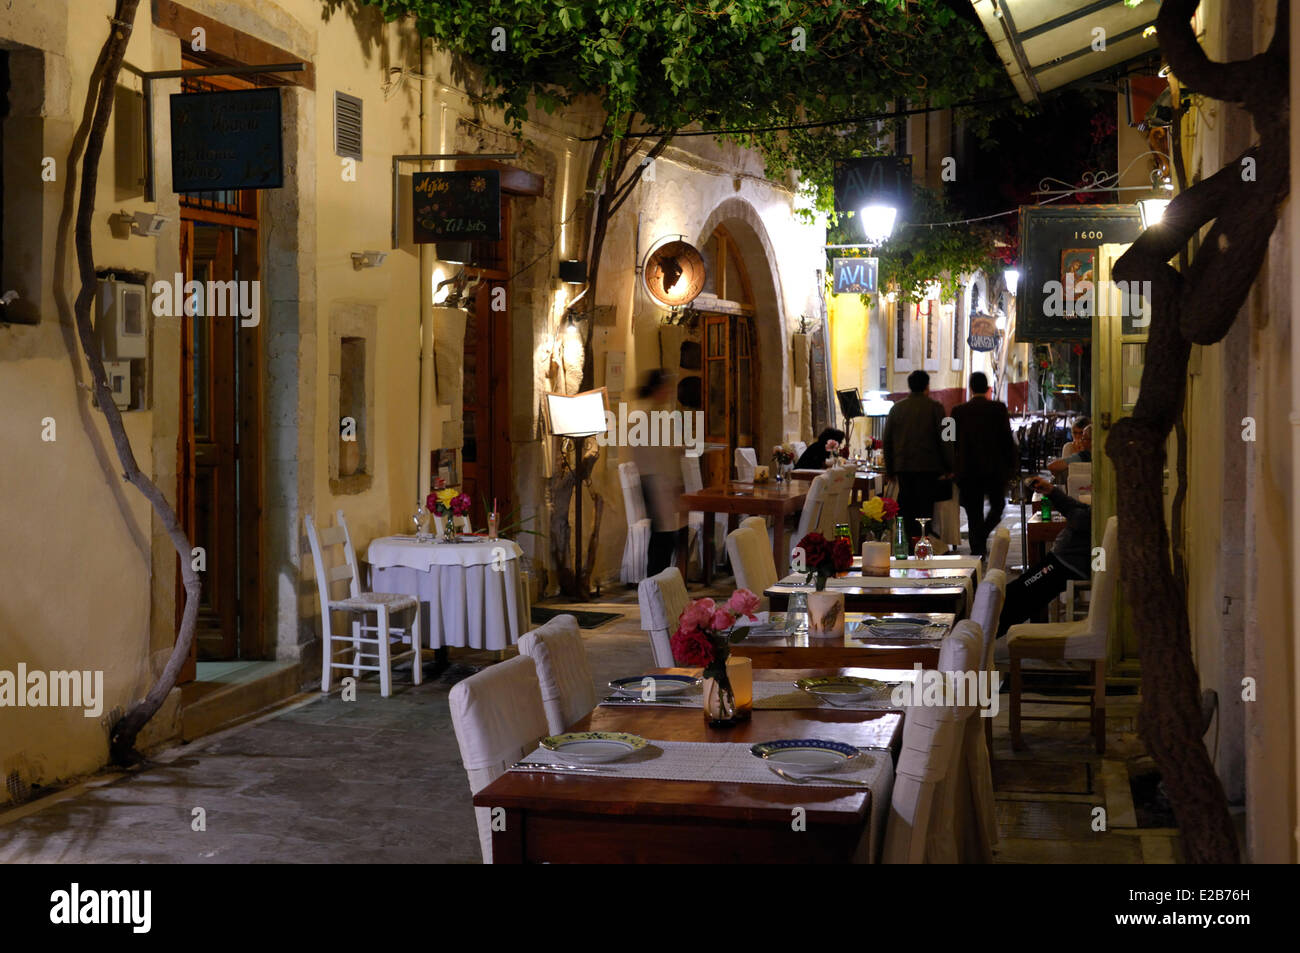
[792, 440, 808, 461]
[637, 566, 690, 667]
[448, 655, 549, 863]
[970, 570, 1008, 674]
[1067, 462, 1092, 500]
[937, 619, 997, 863]
[682, 454, 724, 574]
[725, 525, 778, 610]
[882, 696, 961, 864]
[987, 525, 1011, 572]
[818, 466, 852, 537]
[518, 613, 598, 735]
[618, 461, 652, 584]
[734, 447, 757, 482]
[793, 472, 830, 541]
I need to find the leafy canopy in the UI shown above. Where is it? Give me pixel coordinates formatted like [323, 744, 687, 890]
[357, 0, 1005, 200]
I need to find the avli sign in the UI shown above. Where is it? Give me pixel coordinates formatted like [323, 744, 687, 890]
[170, 88, 283, 192]
[832, 257, 878, 295]
[967, 313, 999, 352]
[412, 170, 501, 243]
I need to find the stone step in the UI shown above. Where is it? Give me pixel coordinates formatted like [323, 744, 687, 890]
[180, 661, 303, 742]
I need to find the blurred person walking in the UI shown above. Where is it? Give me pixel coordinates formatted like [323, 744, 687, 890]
[883, 370, 954, 543]
[951, 372, 1018, 557]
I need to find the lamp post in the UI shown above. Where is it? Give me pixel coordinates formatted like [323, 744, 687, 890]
[544, 388, 610, 598]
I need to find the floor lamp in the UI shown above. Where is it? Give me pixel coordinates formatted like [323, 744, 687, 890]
[544, 388, 609, 599]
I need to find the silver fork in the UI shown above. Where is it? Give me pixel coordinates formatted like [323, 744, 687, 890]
[765, 764, 873, 787]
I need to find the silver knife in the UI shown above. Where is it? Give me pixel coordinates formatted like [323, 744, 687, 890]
[509, 761, 613, 773]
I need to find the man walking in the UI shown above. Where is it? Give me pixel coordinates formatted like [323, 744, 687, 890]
[884, 370, 954, 543]
[951, 372, 1018, 557]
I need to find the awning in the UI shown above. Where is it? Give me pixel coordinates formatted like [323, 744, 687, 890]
[970, 0, 1160, 102]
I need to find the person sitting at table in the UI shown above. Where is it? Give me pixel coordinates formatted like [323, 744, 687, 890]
[1046, 424, 1092, 479]
[794, 427, 847, 469]
[996, 476, 1092, 635]
[1060, 415, 1090, 459]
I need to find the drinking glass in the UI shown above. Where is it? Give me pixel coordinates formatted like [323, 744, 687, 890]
[913, 516, 934, 560]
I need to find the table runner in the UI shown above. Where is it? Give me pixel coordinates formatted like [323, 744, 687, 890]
[599, 676, 915, 711]
[773, 573, 973, 602]
[511, 740, 895, 861]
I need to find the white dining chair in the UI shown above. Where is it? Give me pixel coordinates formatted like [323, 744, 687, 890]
[617, 461, 652, 584]
[725, 525, 778, 611]
[792, 440, 808, 461]
[881, 692, 962, 864]
[1007, 516, 1118, 753]
[970, 566, 1007, 755]
[817, 467, 851, 537]
[449, 654, 550, 863]
[305, 510, 421, 698]
[793, 471, 830, 541]
[1067, 462, 1092, 500]
[987, 525, 1011, 572]
[936, 619, 996, 863]
[734, 447, 757, 482]
[681, 454, 723, 575]
[518, 613, 598, 735]
[637, 566, 690, 667]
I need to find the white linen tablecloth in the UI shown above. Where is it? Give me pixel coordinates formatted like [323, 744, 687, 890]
[368, 536, 526, 650]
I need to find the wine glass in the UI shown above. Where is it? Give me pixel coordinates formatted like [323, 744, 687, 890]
[913, 516, 934, 560]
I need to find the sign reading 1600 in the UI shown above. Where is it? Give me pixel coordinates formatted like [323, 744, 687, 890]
[411, 170, 501, 244]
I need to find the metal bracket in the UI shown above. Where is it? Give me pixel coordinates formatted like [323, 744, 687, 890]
[390, 152, 519, 249]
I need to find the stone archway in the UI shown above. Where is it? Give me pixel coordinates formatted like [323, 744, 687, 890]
[693, 198, 788, 460]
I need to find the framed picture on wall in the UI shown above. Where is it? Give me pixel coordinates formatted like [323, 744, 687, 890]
[1060, 248, 1096, 317]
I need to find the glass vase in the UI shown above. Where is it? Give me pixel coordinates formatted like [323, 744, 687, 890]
[702, 668, 738, 727]
[412, 504, 431, 542]
[782, 590, 809, 634]
[442, 514, 458, 543]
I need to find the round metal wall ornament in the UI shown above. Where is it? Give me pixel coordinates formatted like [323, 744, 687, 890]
[643, 239, 706, 307]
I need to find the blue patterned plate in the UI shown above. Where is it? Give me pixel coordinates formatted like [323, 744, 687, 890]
[608, 674, 700, 697]
[539, 731, 648, 763]
[750, 739, 861, 770]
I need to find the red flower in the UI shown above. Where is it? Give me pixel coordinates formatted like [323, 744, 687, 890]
[795, 532, 830, 571]
[880, 496, 899, 520]
[831, 537, 854, 572]
[450, 493, 472, 517]
[425, 493, 437, 510]
[671, 627, 715, 667]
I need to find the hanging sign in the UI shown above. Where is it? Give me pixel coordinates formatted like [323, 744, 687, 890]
[832, 257, 878, 295]
[968, 314, 999, 352]
[833, 156, 912, 214]
[170, 88, 283, 192]
[412, 170, 501, 243]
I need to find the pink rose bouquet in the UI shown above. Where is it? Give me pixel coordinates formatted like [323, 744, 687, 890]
[670, 589, 760, 678]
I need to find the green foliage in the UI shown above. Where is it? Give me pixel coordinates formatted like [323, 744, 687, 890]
[354, 0, 1007, 202]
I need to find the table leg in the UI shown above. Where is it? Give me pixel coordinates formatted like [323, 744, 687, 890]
[773, 519, 789, 577]
[676, 524, 690, 582]
[703, 512, 716, 585]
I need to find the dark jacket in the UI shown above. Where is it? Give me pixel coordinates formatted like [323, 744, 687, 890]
[951, 396, 1018, 484]
[1047, 487, 1092, 578]
[795, 443, 831, 469]
[883, 394, 954, 475]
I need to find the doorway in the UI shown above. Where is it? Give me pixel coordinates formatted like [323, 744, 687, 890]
[699, 225, 757, 486]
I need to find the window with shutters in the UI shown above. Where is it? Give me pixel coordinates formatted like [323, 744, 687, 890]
[334, 91, 362, 161]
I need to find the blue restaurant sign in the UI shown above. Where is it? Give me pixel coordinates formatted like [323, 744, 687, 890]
[832, 257, 878, 295]
[170, 88, 284, 192]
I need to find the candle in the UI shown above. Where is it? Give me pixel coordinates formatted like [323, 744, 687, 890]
[862, 541, 891, 576]
[727, 655, 753, 718]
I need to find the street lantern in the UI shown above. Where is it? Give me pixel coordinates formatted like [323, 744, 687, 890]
[1004, 268, 1020, 295]
[859, 204, 897, 245]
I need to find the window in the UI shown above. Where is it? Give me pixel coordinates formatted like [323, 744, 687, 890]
[893, 301, 914, 372]
[951, 294, 964, 371]
[923, 302, 939, 371]
[338, 337, 366, 478]
[329, 301, 377, 493]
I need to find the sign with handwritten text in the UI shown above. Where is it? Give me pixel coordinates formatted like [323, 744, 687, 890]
[412, 170, 501, 243]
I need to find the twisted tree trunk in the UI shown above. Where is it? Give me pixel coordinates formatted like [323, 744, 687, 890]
[1107, 0, 1288, 862]
[70, 0, 202, 764]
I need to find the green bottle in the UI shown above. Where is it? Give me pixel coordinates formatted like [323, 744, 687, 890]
[1040, 493, 1052, 521]
[892, 517, 908, 559]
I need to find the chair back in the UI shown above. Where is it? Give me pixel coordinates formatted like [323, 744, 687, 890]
[449, 655, 550, 862]
[305, 510, 363, 621]
[987, 526, 1011, 572]
[882, 697, 962, 864]
[637, 566, 690, 666]
[935, 619, 996, 863]
[969, 570, 1007, 672]
[518, 614, 597, 735]
[819, 467, 852, 536]
[681, 454, 704, 494]
[792, 440, 807, 460]
[618, 462, 647, 524]
[1084, 516, 1119, 634]
[794, 472, 831, 540]
[740, 516, 768, 536]
[725, 525, 779, 598]
[734, 447, 757, 482]
[1067, 462, 1092, 500]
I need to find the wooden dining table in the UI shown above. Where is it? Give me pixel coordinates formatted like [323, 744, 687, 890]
[765, 566, 976, 616]
[677, 481, 808, 583]
[731, 611, 953, 669]
[790, 467, 882, 507]
[474, 667, 904, 864]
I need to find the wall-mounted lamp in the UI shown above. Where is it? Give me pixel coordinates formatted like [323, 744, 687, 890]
[112, 210, 171, 238]
[351, 250, 388, 270]
[1137, 198, 1171, 229]
[1003, 268, 1020, 296]
[435, 241, 472, 265]
[559, 260, 587, 284]
[859, 204, 897, 245]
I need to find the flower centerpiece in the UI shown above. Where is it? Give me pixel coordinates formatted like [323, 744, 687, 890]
[670, 589, 760, 726]
[792, 532, 853, 641]
[860, 495, 900, 541]
[772, 443, 796, 481]
[824, 438, 841, 466]
[427, 479, 472, 541]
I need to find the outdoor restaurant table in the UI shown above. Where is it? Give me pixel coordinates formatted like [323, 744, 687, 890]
[677, 481, 808, 582]
[367, 535, 526, 650]
[764, 565, 976, 617]
[1025, 511, 1067, 567]
[790, 466, 882, 506]
[474, 670, 903, 864]
[729, 611, 953, 669]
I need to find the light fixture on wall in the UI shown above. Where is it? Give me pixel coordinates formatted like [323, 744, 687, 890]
[1003, 268, 1020, 296]
[858, 204, 897, 245]
[1137, 198, 1172, 229]
[559, 260, 587, 284]
[351, 250, 388, 270]
[112, 210, 171, 238]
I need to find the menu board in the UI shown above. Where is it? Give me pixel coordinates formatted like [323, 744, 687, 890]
[412, 170, 501, 243]
[170, 88, 283, 192]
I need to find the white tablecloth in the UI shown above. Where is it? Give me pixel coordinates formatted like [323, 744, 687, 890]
[367, 536, 526, 650]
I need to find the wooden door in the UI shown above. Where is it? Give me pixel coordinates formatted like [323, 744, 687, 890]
[702, 311, 756, 485]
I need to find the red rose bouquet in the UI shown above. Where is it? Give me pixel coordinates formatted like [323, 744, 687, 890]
[669, 589, 760, 679]
[792, 531, 854, 590]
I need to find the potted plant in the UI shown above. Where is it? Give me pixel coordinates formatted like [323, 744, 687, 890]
[670, 589, 760, 726]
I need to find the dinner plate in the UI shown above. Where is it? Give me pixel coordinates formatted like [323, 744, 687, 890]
[866, 618, 932, 638]
[539, 732, 648, 763]
[750, 739, 862, 770]
[794, 675, 889, 704]
[608, 674, 699, 697]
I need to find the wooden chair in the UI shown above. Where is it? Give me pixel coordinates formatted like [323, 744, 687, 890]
[518, 614, 598, 735]
[1007, 516, 1118, 753]
[449, 655, 549, 863]
[636, 566, 690, 667]
[305, 510, 421, 698]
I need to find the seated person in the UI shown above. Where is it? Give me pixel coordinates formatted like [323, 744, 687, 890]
[794, 427, 847, 469]
[1047, 423, 1092, 479]
[1059, 415, 1090, 459]
[997, 476, 1092, 636]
